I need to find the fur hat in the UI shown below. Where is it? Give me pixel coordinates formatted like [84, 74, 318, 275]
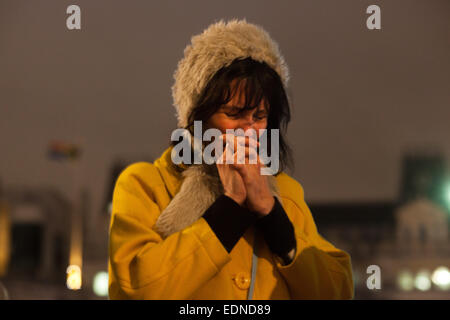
[172, 18, 290, 128]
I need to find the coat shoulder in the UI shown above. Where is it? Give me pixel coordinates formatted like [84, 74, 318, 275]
[275, 172, 305, 204]
[116, 162, 165, 190]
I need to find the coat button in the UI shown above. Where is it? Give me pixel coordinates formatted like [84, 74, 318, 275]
[233, 272, 251, 290]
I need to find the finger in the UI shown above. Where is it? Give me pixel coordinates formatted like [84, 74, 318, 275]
[218, 135, 254, 159]
[216, 138, 249, 165]
[230, 161, 248, 177]
[217, 134, 261, 165]
[233, 144, 260, 165]
[219, 133, 260, 149]
[217, 133, 234, 150]
[216, 140, 232, 164]
[247, 146, 259, 165]
[237, 135, 259, 149]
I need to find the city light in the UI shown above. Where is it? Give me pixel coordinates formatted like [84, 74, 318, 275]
[93, 271, 109, 297]
[444, 183, 450, 209]
[414, 270, 431, 291]
[66, 265, 82, 290]
[431, 266, 450, 290]
[397, 270, 414, 291]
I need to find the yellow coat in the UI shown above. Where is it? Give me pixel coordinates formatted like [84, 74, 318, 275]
[108, 147, 354, 299]
[0, 201, 11, 277]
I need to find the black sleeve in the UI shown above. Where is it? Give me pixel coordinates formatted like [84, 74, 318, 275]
[255, 197, 296, 259]
[202, 194, 259, 253]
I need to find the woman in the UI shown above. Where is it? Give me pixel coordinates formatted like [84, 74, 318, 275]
[108, 19, 354, 299]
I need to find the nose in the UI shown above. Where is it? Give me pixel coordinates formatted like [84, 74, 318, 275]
[239, 114, 255, 132]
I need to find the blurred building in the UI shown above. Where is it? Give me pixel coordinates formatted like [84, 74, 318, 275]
[0, 152, 153, 300]
[312, 151, 450, 299]
[0, 186, 72, 299]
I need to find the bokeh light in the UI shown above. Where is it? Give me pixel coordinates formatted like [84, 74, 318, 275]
[414, 270, 431, 291]
[93, 271, 109, 297]
[397, 270, 414, 291]
[444, 183, 450, 209]
[66, 265, 82, 290]
[431, 266, 450, 290]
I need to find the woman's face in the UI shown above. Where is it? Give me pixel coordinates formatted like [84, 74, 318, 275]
[206, 80, 268, 133]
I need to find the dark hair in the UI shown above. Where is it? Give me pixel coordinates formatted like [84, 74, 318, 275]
[173, 57, 293, 174]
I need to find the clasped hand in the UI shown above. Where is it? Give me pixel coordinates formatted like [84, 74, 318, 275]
[215, 133, 275, 217]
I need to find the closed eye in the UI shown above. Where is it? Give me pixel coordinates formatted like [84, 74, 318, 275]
[254, 112, 268, 120]
[223, 106, 242, 117]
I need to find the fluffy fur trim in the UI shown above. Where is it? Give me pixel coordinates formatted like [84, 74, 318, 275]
[172, 18, 290, 128]
[154, 164, 281, 239]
